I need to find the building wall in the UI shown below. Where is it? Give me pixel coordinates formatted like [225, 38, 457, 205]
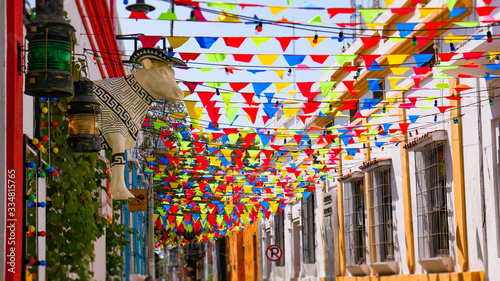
[226, 221, 260, 281]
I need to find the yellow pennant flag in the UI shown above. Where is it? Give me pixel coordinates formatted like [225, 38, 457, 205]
[386, 54, 409, 65]
[269, 6, 289, 15]
[306, 37, 326, 47]
[215, 9, 241, 22]
[390, 67, 410, 75]
[283, 107, 301, 117]
[365, 23, 388, 31]
[273, 70, 285, 80]
[387, 77, 405, 90]
[418, 8, 441, 18]
[167, 37, 190, 49]
[291, 151, 301, 161]
[443, 33, 467, 44]
[257, 54, 280, 65]
[274, 82, 292, 93]
[250, 37, 272, 47]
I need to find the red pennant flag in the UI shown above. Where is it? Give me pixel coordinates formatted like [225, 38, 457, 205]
[476, 6, 497, 17]
[129, 11, 149, 20]
[138, 35, 162, 48]
[462, 52, 484, 61]
[179, 52, 201, 62]
[294, 134, 303, 144]
[390, 8, 415, 15]
[438, 53, 458, 62]
[360, 36, 382, 49]
[241, 92, 258, 106]
[310, 55, 329, 64]
[275, 37, 299, 51]
[408, 97, 418, 105]
[411, 0, 424, 6]
[339, 99, 358, 111]
[298, 115, 311, 124]
[437, 106, 453, 113]
[360, 55, 381, 69]
[223, 37, 246, 48]
[198, 92, 216, 106]
[297, 82, 315, 97]
[184, 81, 202, 93]
[262, 150, 274, 159]
[243, 107, 260, 124]
[212, 132, 224, 141]
[423, 22, 446, 38]
[229, 82, 250, 92]
[326, 8, 355, 18]
[399, 123, 410, 135]
[262, 115, 270, 124]
[233, 54, 254, 62]
[342, 80, 355, 93]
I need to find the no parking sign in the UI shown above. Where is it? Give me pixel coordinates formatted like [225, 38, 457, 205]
[266, 245, 282, 262]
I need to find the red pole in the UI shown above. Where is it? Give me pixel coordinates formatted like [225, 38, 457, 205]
[5, 0, 25, 280]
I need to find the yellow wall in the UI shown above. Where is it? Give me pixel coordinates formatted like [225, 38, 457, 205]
[227, 222, 260, 281]
[336, 271, 484, 281]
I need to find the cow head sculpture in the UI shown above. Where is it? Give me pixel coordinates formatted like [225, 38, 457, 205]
[130, 48, 186, 101]
[93, 48, 187, 200]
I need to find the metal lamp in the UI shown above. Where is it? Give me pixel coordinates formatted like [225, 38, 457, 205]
[67, 78, 101, 152]
[25, 0, 75, 97]
[126, 0, 156, 13]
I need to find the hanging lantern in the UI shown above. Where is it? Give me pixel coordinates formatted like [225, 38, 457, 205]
[25, 0, 75, 97]
[67, 78, 101, 152]
[126, 0, 156, 13]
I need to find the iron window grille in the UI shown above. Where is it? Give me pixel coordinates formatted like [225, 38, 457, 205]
[415, 141, 450, 259]
[344, 177, 367, 265]
[302, 193, 316, 264]
[369, 167, 395, 262]
[274, 211, 285, 266]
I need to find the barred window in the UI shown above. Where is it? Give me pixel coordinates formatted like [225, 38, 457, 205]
[369, 167, 395, 262]
[302, 193, 316, 263]
[274, 211, 285, 266]
[415, 142, 449, 259]
[344, 177, 367, 265]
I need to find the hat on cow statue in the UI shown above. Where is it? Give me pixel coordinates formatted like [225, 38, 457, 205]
[129, 48, 187, 67]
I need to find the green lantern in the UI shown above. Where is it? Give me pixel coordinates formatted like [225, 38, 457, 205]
[25, 0, 75, 97]
[67, 78, 101, 152]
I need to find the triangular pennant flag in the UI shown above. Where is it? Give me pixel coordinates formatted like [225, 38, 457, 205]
[195, 37, 219, 49]
[138, 35, 162, 48]
[168, 37, 190, 49]
[275, 37, 298, 51]
[395, 23, 418, 38]
[223, 37, 246, 48]
[243, 107, 260, 124]
[360, 36, 382, 49]
[252, 83, 272, 97]
[283, 55, 307, 66]
[257, 54, 280, 65]
[359, 9, 386, 23]
[334, 54, 358, 66]
[250, 37, 272, 47]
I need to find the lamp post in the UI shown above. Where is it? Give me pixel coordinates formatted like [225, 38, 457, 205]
[25, 0, 75, 98]
[67, 78, 101, 152]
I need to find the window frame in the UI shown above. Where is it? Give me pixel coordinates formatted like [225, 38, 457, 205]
[301, 193, 316, 264]
[274, 211, 286, 266]
[343, 172, 367, 266]
[414, 141, 450, 260]
[369, 166, 395, 263]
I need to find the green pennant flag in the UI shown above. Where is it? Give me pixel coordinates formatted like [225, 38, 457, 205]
[333, 54, 357, 66]
[205, 53, 228, 63]
[157, 9, 177, 20]
[225, 107, 240, 124]
[359, 9, 387, 23]
[207, 2, 237, 10]
[319, 81, 336, 97]
[206, 82, 227, 88]
[308, 15, 322, 23]
[446, 0, 457, 11]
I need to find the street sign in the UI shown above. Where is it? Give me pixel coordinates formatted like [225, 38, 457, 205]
[266, 245, 282, 262]
[128, 189, 148, 212]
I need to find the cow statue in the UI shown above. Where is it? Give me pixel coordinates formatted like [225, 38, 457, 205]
[93, 48, 186, 200]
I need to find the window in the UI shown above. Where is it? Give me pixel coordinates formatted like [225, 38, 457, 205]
[369, 167, 395, 262]
[344, 177, 367, 265]
[415, 142, 449, 259]
[301, 193, 316, 263]
[274, 211, 285, 266]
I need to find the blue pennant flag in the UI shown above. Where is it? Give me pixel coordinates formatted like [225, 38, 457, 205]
[283, 55, 307, 66]
[195, 37, 218, 49]
[395, 23, 418, 38]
